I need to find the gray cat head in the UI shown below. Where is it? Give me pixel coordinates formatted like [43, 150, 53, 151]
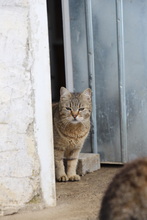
[59, 87, 92, 124]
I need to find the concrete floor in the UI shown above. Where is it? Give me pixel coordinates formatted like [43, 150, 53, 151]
[1, 165, 121, 220]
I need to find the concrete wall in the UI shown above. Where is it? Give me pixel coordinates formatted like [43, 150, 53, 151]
[0, 0, 55, 215]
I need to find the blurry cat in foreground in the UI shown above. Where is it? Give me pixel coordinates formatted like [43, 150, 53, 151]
[52, 87, 92, 182]
[99, 157, 147, 220]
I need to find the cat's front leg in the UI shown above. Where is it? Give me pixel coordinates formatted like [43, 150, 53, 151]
[54, 149, 68, 182]
[66, 149, 81, 181]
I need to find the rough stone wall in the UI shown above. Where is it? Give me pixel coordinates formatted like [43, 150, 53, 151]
[0, 1, 40, 214]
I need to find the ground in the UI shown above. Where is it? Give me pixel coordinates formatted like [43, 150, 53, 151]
[1, 165, 121, 220]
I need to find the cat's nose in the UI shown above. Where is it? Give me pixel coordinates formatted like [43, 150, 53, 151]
[72, 112, 78, 119]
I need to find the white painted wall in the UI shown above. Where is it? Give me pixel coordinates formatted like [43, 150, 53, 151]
[29, 0, 56, 207]
[0, 0, 56, 215]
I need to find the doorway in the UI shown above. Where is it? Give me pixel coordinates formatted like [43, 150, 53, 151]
[47, 0, 66, 102]
[47, 0, 92, 153]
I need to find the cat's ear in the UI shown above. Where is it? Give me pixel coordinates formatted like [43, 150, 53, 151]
[60, 87, 71, 99]
[81, 88, 92, 101]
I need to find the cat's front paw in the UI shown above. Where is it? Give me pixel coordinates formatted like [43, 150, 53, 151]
[57, 174, 69, 182]
[68, 174, 80, 181]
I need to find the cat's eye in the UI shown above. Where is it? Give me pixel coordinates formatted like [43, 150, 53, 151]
[79, 108, 84, 111]
[66, 107, 71, 111]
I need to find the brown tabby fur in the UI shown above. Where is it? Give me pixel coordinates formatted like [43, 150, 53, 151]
[99, 157, 147, 220]
[52, 87, 92, 182]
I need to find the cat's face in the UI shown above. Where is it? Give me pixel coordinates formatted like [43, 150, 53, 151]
[59, 87, 92, 124]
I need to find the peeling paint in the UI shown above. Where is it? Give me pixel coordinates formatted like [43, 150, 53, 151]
[0, 1, 40, 213]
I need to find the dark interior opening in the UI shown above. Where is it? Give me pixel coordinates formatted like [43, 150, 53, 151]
[47, 0, 66, 102]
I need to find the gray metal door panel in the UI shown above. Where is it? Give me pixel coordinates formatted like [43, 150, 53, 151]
[123, 0, 147, 161]
[92, 0, 121, 162]
[65, 0, 147, 163]
[69, 0, 89, 91]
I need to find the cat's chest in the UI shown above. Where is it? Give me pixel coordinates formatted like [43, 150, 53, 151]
[67, 138, 81, 147]
[59, 130, 85, 146]
[55, 127, 87, 149]
[56, 120, 89, 137]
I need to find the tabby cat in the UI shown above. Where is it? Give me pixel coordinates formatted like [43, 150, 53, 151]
[99, 157, 147, 220]
[52, 87, 92, 182]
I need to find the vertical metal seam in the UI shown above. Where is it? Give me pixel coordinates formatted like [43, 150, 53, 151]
[116, 0, 128, 162]
[85, 0, 98, 153]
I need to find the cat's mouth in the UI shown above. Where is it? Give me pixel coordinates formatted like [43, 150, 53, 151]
[71, 118, 79, 123]
[67, 116, 83, 123]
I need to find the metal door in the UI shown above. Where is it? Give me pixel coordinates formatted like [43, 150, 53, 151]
[62, 0, 147, 163]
